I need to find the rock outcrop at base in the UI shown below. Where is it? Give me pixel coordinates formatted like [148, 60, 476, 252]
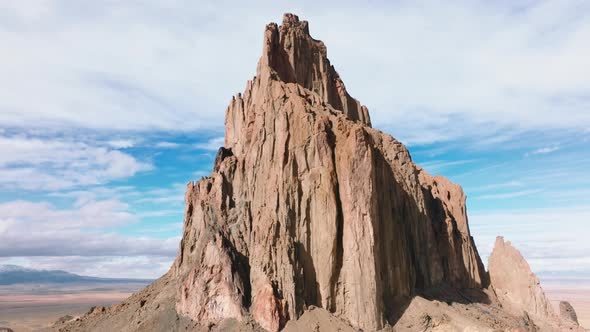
[487, 237, 589, 331]
[173, 13, 486, 331]
[560, 301, 579, 326]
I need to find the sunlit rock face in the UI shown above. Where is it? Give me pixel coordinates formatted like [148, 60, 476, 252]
[174, 13, 486, 331]
[488, 236, 555, 320]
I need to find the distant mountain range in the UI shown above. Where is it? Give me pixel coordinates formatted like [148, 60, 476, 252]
[0, 264, 152, 285]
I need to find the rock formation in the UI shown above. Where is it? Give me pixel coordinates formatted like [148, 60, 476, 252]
[51, 13, 588, 332]
[560, 301, 579, 326]
[487, 237, 588, 331]
[488, 236, 555, 320]
[174, 13, 486, 332]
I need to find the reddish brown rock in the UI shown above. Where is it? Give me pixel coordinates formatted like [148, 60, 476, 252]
[176, 229, 249, 323]
[256, 13, 371, 127]
[488, 236, 555, 320]
[174, 13, 486, 331]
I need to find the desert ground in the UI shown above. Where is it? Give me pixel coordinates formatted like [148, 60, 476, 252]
[0, 282, 147, 332]
[0, 292, 129, 331]
[0, 280, 588, 331]
[544, 279, 590, 329]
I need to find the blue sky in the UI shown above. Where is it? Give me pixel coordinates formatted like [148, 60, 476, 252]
[0, 0, 589, 279]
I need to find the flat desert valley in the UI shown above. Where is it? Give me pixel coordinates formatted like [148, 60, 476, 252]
[0, 283, 147, 331]
[0, 280, 588, 331]
[544, 279, 590, 329]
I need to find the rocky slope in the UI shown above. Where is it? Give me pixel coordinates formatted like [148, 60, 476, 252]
[53, 13, 586, 332]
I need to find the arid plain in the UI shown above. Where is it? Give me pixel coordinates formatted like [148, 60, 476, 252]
[546, 282, 590, 329]
[0, 282, 147, 331]
[1, 282, 589, 331]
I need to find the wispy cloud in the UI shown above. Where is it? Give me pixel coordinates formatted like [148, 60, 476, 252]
[193, 136, 224, 151]
[418, 159, 477, 174]
[524, 146, 560, 157]
[107, 139, 135, 149]
[0, 198, 179, 258]
[474, 189, 542, 200]
[470, 206, 590, 276]
[3, 255, 175, 279]
[532, 146, 559, 154]
[192, 169, 211, 178]
[155, 141, 181, 149]
[468, 181, 523, 192]
[0, 134, 151, 190]
[0, 199, 134, 229]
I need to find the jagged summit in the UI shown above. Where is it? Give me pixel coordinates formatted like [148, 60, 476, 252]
[257, 13, 371, 126]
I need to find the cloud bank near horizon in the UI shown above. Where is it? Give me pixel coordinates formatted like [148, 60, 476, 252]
[0, 1, 589, 279]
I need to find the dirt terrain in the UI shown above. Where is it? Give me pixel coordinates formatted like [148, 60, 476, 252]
[0, 277, 588, 331]
[0, 281, 148, 332]
[0, 292, 130, 331]
[545, 283, 590, 329]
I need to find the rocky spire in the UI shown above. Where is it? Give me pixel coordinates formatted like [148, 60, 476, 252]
[488, 236, 555, 319]
[179, 13, 486, 331]
[257, 13, 371, 126]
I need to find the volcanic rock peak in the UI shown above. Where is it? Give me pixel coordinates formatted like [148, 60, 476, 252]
[258, 13, 371, 126]
[178, 13, 486, 331]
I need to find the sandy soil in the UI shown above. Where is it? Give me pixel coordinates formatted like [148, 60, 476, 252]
[544, 280, 590, 329]
[0, 292, 130, 332]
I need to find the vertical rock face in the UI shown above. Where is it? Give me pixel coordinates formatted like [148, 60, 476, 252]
[174, 13, 486, 331]
[488, 237, 555, 320]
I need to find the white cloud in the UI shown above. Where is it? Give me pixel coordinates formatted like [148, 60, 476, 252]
[532, 146, 560, 155]
[474, 189, 542, 200]
[154, 141, 180, 148]
[418, 159, 477, 174]
[0, 199, 179, 258]
[0, 199, 134, 229]
[0, 134, 151, 190]
[3, 256, 174, 279]
[468, 181, 523, 192]
[49, 183, 189, 209]
[0, 1, 587, 145]
[134, 182, 187, 206]
[192, 169, 211, 178]
[193, 136, 224, 151]
[470, 206, 590, 276]
[107, 139, 135, 149]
